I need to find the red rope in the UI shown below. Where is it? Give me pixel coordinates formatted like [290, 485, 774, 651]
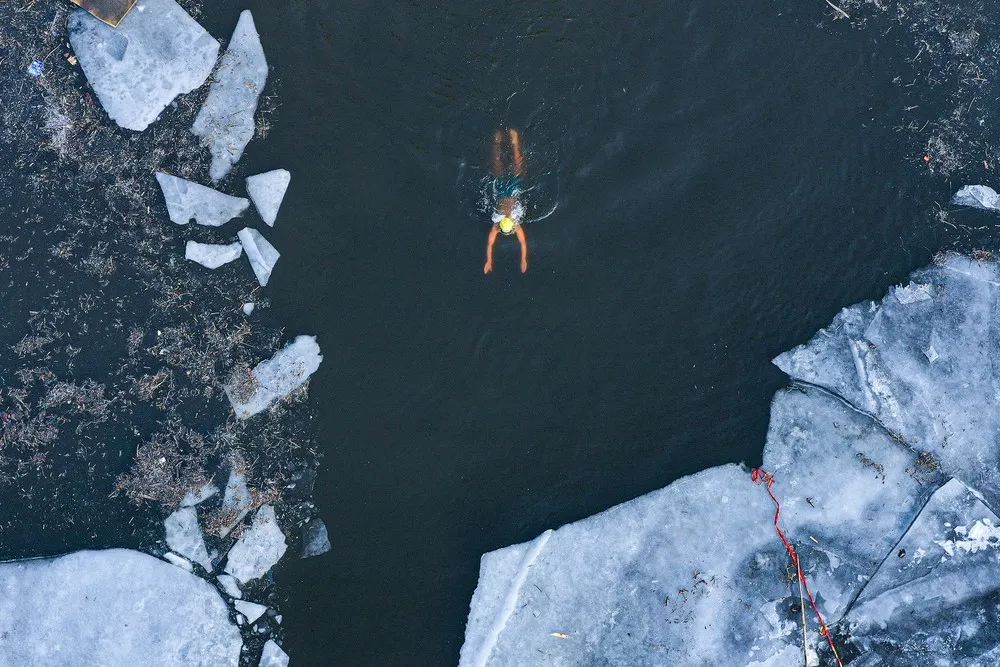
[750, 468, 844, 666]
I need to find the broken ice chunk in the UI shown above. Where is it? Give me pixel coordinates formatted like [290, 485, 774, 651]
[217, 573, 242, 599]
[165, 506, 213, 572]
[924, 345, 939, 363]
[952, 184, 1000, 211]
[156, 173, 249, 227]
[893, 282, 933, 305]
[259, 640, 290, 667]
[226, 335, 323, 418]
[234, 600, 267, 624]
[222, 471, 252, 511]
[247, 170, 291, 226]
[185, 241, 243, 269]
[180, 482, 219, 507]
[301, 518, 331, 558]
[163, 552, 193, 572]
[68, 0, 219, 131]
[192, 11, 268, 180]
[243, 302, 255, 315]
[238, 228, 280, 287]
[224, 505, 288, 584]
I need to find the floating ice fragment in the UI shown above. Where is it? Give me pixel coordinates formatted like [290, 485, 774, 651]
[217, 573, 242, 599]
[68, 0, 219, 131]
[181, 482, 219, 507]
[301, 518, 331, 558]
[259, 640, 290, 667]
[156, 173, 249, 226]
[192, 11, 268, 180]
[224, 505, 288, 584]
[892, 282, 932, 304]
[952, 184, 1000, 211]
[165, 506, 213, 572]
[186, 240, 243, 269]
[234, 600, 268, 624]
[247, 170, 291, 226]
[163, 552, 192, 571]
[0, 549, 240, 665]
[238, 228, 280, 287]
[243, 302, 255, 315]
[226, 335, 323, 418]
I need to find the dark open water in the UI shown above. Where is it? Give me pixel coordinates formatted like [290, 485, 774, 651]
[202, 1, 950, 664]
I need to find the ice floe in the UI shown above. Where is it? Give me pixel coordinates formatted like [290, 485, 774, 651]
[301, 518, 332, 558]
[68, 0, 219, 131]
[186, 240, 243, 269]
[238, 227, 280, 287]
[224, 504, 288, 584]
[243, 302, 256, 315]
[192, 11, 268, 180]
[165, 506, 213, 572]
[156, 173, 249, 226]
[0, 549, 240, 665]
[461, 254, 1000, 665]
[952, 184, 1000, 211]
[226, 335, 322, 418]
[234, 600, 268, 624]
[217, 573, 243, 599]
[259, 640, 290, 667]
[247, 169, 291, 226]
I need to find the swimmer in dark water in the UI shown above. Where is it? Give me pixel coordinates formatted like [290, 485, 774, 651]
[484, 128, 528, 274]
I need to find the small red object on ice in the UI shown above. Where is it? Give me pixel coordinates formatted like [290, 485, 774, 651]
[923, 155, 931, 163]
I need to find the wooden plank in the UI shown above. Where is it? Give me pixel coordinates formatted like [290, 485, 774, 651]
[69, 0, 138, 27]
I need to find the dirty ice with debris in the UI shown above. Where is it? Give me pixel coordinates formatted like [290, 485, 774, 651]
[461, 254, 1000, 666]
[226, 335, 323, 418]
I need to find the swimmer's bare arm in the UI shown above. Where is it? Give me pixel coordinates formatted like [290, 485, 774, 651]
[510, 129, 525, 176]
[484, 224, 499, 274]
[516, 224, 528, 273]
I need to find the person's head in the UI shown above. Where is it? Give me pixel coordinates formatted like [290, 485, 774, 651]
[499, 216, 515, 235]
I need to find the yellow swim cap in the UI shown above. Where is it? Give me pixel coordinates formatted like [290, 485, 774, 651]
[499, 217, 515, 234]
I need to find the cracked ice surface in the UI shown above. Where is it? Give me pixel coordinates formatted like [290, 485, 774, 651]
[224, 505, 287, 584]
[0, 549, 240, 666]
[192, 11, 268, 180]
[247, 169, 291, 226]
[156, 173, 249, 226]
[186, 240, 243, 269]
[461, 254, 1000, 665]
[226, 335, 322, 418]
[68, 0, 220, 132]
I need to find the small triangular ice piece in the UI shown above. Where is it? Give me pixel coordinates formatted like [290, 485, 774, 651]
[185, 241, 243, 269]
[246, 170, 290, 226]
[259, 640, 289, 667]
[234, 600, 268, 624]
[238, 228, 280, 286]
[156, 173, 249, 226]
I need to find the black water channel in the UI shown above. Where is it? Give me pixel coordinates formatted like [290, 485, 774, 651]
[137, 0, 968, 664]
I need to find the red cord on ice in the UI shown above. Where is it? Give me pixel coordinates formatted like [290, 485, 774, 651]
[750, 468, 844, 667]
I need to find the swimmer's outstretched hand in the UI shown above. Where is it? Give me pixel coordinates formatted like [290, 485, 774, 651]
[484, 260, 494, 274]
[520, 259, 528, 273]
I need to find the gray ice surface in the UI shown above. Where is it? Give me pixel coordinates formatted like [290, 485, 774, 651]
[259, 640, 290, 667]
[192, 11, 268, 180]
[68, 0, 219, 131]
[0, 549, 240, 666]
[461, 254, 1000, 666]
[224, 505, 287, 584]
[226, 335, 322, 419]
[238, 228, 280, 287]
[247, 170, 291, 226]
[156, 173, 249, 227]
[952, 184, 1000, 211]
[164, 506, 213, 572]
[186, 240, 243, 269]
[301, 518, 331, 558]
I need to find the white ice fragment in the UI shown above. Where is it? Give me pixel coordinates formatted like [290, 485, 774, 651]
[67, 0, 219, 131]
[217, 573, 242, 599]
[893, 282, 933, 304]
[243, 302, 255, 315]
[192, 11, 268, 180]
[259, 640, 290, 667]
[247, 170, 291, 226]
[226, 335, 322, 418]
[181, 482, 219, 507]
[224, 505, 288, 584]
[156, 173, 249, 227]
[163, 552, 193, 572]
[301, 518, 332, 558]
[234, 600, 268, 624]
[0, 549, 240, 665]
[164, 506, 213, 572]
[952, 184, 1000, 211]
[186, 241, 243, 269]
[238, 228, 280, 287]
[924, 345, 939, 363]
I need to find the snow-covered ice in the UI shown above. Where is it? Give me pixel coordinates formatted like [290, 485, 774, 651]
[224, 504, 288, 584]
[67, 0, 219, 132]
[259, 640, 290, 667]
[226, 335, 322, 418]
[185, 240, 243, 269]
[0, 549, 240, 665]
[247, 169, 291, 226]
[461, 254, 1000, 666]
[192, 11, 268, 180]
[238, 228, 280, 287]
[301, 518, 332, 558]
[234, 600, 267, 624]
[156, 173, 249, 227]
[952, 184, 1000, 211]
[164, 506, 213, 572]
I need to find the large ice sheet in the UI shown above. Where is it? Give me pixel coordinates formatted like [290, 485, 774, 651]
[192, 11, 268, 180]
[68, 0, 219, 131]
[156, 173, 249, 226]
[0, 549, 240, 665]
[226, 335, 322, 418]
[247, 169, 291, 226]
[224, 504, 288, 584]
[237, 227, 280, 286]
